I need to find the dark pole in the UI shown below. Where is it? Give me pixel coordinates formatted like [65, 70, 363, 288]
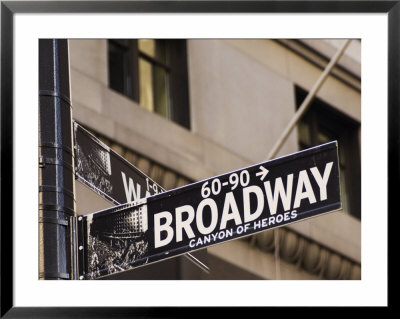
[39, 39, 76, 280]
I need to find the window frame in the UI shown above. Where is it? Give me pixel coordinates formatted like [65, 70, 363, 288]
[295, 86, 361, 219]
[107, 39, 191, 129]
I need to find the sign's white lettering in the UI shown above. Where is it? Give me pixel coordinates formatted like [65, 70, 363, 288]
[154, 162, 334, 249]
[121, 171, 162, 203]
[121, 171, 146, 202]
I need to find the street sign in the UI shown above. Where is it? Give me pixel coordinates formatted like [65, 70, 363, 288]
[73, 122, 163, 205]
[73, 121, 209, 274]
[77, 141, 341, 279]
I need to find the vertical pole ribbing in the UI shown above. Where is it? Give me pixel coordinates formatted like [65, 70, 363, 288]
[39, 39, 76, 280]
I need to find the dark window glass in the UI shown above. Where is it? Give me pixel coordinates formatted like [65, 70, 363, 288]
[108, 41, 129, 96]
[108, 39, 190, 129]
[296, 86, 361, 219]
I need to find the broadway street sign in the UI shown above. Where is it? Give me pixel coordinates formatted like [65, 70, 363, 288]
[77, 141, 341, 279]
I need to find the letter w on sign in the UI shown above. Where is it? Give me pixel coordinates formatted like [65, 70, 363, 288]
[77, 141, 341, 279]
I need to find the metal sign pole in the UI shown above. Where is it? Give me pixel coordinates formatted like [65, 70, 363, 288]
[39, 39, 76, 280]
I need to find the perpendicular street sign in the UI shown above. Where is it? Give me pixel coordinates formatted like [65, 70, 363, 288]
[73, 121, 209, 273]
[77, 141, 341, 279]
[73, 121, 163, 205]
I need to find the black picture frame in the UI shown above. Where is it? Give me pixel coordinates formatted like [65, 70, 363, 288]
[1, 1, 395, 317]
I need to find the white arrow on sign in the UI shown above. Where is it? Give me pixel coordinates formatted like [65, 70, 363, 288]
[256, 166, 269, 181]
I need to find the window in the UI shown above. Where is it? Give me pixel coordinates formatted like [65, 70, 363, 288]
[296, 86, 361, 219]
[108, 39, 190, 129]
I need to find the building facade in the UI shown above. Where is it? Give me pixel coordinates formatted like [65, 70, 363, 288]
[69, 39, 361, 280]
